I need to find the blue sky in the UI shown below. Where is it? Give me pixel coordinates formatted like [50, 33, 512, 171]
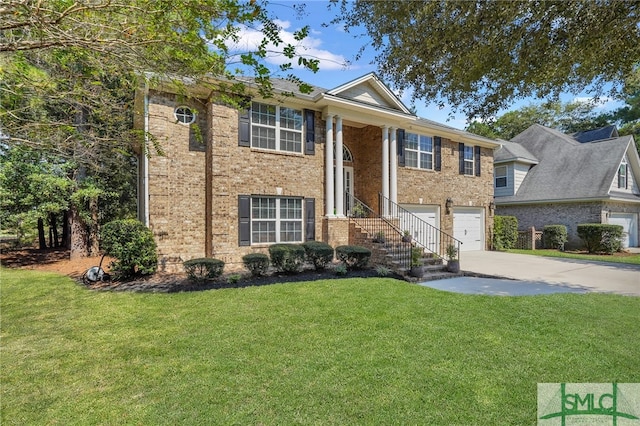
[234, 0, 622, 130]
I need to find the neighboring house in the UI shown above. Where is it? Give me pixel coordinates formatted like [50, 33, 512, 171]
[493, 124, 640, 248]
[134, 73, 499, 272]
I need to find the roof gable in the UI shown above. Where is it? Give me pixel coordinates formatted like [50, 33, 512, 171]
[326, 73, 412, 114]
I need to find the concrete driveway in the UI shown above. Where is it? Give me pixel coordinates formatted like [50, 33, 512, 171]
[423, 251, 640, 296]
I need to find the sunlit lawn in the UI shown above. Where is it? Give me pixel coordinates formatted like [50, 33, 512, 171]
[2, 268, 638, 424]
[508, 249, 640, 265]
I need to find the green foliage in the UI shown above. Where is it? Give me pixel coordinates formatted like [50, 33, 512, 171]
[100, 219, 157, 279]
[302, 241, 334, 270]
[445, 244, 458, 261]
[543, 225, 568, 249]
[242, 253, 270, 277]
[335, 1, 639, 118]
[333, 263, 348, 276]
[375, 265, 391, 277]
[227, 274, 242, 285]
[411, 247, 423, 267]
[268, 244, 306, 274]
[577, 224, 624, 254]
[335, 245, 371, 270]
[183, 258, 225, 283]
[493, 216, 518, 251]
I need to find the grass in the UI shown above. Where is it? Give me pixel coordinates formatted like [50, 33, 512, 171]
[2, 268, 639, 425]
[508, 248, 640, 265]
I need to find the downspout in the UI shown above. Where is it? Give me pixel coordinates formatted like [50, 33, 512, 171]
[142, 77, 150, 226]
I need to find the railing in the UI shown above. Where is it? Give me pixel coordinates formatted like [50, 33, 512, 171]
[379, 193, 462, 262]
[346, 193, 411, 269]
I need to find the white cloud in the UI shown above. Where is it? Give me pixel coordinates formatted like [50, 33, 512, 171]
[225, 20, 348, 71]
[571, 96, 617, 110]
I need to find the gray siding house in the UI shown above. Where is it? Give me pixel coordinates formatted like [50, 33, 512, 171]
[494, 124, 640, 248]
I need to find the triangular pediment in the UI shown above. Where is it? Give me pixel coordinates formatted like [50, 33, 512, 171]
[326, 73, 412, 114]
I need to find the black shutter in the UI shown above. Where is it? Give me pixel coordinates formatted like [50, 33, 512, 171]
[397, 129, 405, 167]
[238, 103, 251, 147]
[474, 145, 481, 176]
[434, 136, 442, 171]
[305, 198, 315, 241]
[459, 143, 465, 175]
[304, 109, 315, 155]
[238, 195, 251, 246]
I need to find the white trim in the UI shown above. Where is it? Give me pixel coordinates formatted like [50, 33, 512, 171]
[325, 115, 334, 216]
[335, 116, 344, 217]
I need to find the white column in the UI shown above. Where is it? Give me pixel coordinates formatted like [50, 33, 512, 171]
[381, 125, 390, 216]
[390, 127, 398, 206]
[325, 115, 334, 216]
[335, 116, 344, 217]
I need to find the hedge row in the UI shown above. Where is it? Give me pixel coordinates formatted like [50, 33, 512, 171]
[577, 224, 623, 254]
[493, 216, 518, 250]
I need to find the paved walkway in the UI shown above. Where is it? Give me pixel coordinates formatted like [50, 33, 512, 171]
[420, 251, 640, 296]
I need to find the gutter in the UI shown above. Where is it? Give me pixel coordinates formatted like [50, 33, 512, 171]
[142, 77, 150, 226]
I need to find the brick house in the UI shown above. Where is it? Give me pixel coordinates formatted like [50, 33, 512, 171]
[494, 124, 640, 248]
[134, 73, 499, 272]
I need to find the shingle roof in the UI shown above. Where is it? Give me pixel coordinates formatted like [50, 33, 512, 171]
[496, 124, 633, 203]
[494, 140, 538, 164]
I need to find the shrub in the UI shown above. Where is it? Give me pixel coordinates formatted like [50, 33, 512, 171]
[101, 219, 157, 279]
[334, 263, 348, 275]
[543, 225, 568, 249]
[268, 244, 306, 273]
[242, 253, 270, 277]
[577, 224, 624, 254]
[335, 245, 371, 269]
[376, 265, 391, 277]
[492, 216, 518, 250]
[302, 241, 334, 270]
[183, 258, 224, 282]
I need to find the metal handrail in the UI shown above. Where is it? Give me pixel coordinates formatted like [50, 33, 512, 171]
[379, 193, 462, 262]
[346, 193, 411, 269]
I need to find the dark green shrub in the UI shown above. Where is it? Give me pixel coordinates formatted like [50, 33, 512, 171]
[268, 244, 306, 273]
[302, 241, 334, 270]
[335, 245, 371, 269]
[543, 225, 568, 249]
[577, 224, 623, 254]
[242, 253, 270, 277]
[492, 216, 518, 250]
[101, 219, 157, 279]
[183, 258, 224, 282]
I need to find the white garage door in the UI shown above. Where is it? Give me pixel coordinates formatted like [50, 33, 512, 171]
[453, 208, 484, 251]
[402, 205, 440, 254]
[609, 213, 638, 248]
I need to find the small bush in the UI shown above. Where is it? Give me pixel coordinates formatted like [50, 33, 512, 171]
[242, 253, 270, 277]
[492, 216, 518, 250]
[227, 274, 242, 285]
[183, 258, 225, 282]
[376, 265, 391, 277]
[101, 219, 157, 279]
[268, 244, 306, 273]
[302, 241, 334, 270]
[577, 224, 624, 254]
[335, 245, 371, 270]
[334, 263, 348, 276]
[543, 225, 568, 249]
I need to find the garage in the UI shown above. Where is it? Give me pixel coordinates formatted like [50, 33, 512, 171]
[453, 208, 484, 251]
[401, 205, 440, 254]
[609, 213, 638, 248]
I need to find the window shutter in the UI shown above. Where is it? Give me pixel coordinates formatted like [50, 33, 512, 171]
[238, 104, 251, 147]
[474, 145, 481, 176]
[304, 109, 315, 155]
[305, 198, 315, 241]
[459, 143, 465, 174]
[238, 195, 251, 246]
[434, 136, 442, 171]
[397, 129, 405, 167]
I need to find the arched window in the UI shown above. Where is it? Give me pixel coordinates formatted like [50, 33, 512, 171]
[334, 144, 353, 162]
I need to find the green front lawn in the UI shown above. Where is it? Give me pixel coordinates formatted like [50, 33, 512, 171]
[508, 249, 640, 265]
[2, 268, 638, 424]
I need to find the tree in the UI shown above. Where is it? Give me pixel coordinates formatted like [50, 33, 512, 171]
[333, 0, 640, 118]
[606, 68, 640, 152]
[466, 101, 611, 140]
[1, 1, 318, 254]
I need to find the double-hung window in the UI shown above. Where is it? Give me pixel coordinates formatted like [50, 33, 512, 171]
[405, 132, 433, 169]
[251, 197, 302, 243]
[495, 166, 507, 188]
[618, 159, 628, 189]
[251, 102, 303, 153]
[463, 145, 475, 175]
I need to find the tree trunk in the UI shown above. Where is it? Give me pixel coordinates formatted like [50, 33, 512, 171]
[88, 197, 99, 256]
[50, 212, 59, 247]
[37, 218, 46, 249]
[69, 206, 89, 259]
[62, 210, 70, 249]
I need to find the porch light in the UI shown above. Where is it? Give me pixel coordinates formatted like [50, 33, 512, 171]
[445, 197, 453, 215]
[489, 201, 495, 216]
